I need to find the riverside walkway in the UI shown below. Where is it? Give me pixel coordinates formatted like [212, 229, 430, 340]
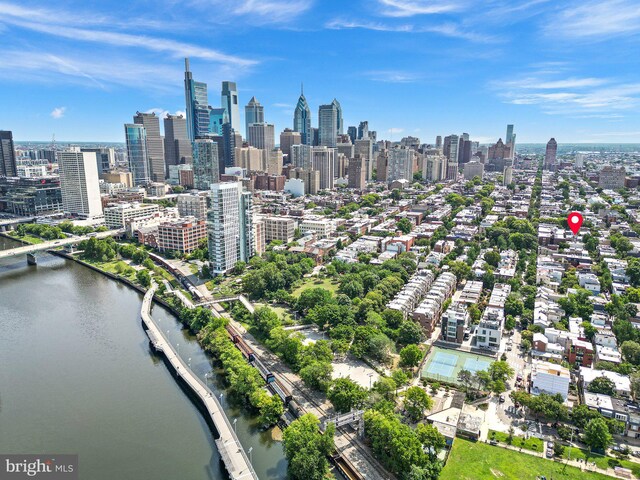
[140, 284, 259, 480]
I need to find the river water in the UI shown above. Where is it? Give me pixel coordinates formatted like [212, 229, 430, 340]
[0, 236, 287, 479]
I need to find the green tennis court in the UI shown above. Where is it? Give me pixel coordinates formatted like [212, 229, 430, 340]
[422, 346, 494, 384]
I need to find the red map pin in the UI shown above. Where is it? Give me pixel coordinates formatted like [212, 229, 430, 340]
[567, 211, 583, 235]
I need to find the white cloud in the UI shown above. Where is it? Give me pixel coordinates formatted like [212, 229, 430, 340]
[365, 70, 420, 83]
[388, 127, 404, 133]
[50, 107, 65, 119]
[188, 0, 313, 23]
[545, 0, 640, 40]
[377, 0, 466, 17]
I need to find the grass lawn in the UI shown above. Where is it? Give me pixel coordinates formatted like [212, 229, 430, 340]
[440, 438, 613, 480]
[562, 447, 640, 477]
[291, 276, 339, 297]
[9, 233, 44, 244]
[489, 429, 544, 453]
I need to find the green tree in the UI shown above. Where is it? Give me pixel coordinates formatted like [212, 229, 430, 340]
[400, 344, 423, 368]
[397, 218, 413, 234]
[583, 417, 613, 452]
[283, 414, 335, 480]
[504, 293, 524, 317]
[404, 386, 433, 422]
[484, 250, 500, 267]
[253, 306, 281, 335]
[621, 340, 640, 365]
[398, 320, 423, 345]
[136, 269, 151, 287]
[587, 376, 616, 395]
[328, 378, 368, 413]
[373, 377, 397, 401]
[296, 288, 334, 313]
[300, 361, 333, 392]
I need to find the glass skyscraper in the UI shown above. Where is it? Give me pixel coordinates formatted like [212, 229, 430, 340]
[294, 88, 312, 146]
[221, 81, 240, 133]
[184, 58, 210, 141]
[192, 139, 220, 190]
[124, 124, 151, 185]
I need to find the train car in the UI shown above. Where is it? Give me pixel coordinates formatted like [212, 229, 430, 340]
[288, 399, 304, 418]
[331, 454, 365, 480]
[235, 340, 255, 362]
[253, 357, 275, 383]
[269, 379, 292, 405]
[225, 325, 242, 343]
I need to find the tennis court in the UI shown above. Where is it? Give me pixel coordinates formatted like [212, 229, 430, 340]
[422, 346, 494, 384]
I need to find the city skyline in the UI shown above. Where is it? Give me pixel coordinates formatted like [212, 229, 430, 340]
[1, 1, 640, 143]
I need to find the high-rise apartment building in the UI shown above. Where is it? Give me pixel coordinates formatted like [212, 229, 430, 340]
[293, 87, 312, 145]
[247, 123, 275, 152]
[376, 150, 388, 182]
[245, 97, 264, 136]
[207, 181, 254, 275]
[387, 147, 414, 183]
[357, 121, 369, 140]
[164, 114, 192, 174]
[506, 124, 514, 145]
[435, 136, 442, 149]
[599, 165, 626, 190]
[311, 146, 335, 190]
[124, 124, 151, 185]
[544, 138, 558, 171]
[266, 149, 283, 175]
[192, 139, 220, 190]
[289, 168, 320, 195]
[221, 81, 240, 133]
[354, 138, 374, 179]
[184, 58, 209, 141]
[133, 112, 164, 182]
[235, 146, 264, 171]
[348, 156, 366, 189]
[503, 165, 513, 185]
[0, 130, 17, 177]
[423, 155, 447, 182]
[222, 123, 242, 169]
[291, 144, 312, 170]
[443, 134, 459, 180]
[318, 102, 338, 147]
[463, 161, 484, 180]
[333, 98, 343, 135]
[208, 108, 228, 136]
[58, 151, 103, 219]
[279, 129, 301, 158]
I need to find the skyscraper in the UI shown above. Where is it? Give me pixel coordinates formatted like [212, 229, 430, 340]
[164, 114, 192, 173]
[347, 126, 357, 144]
[354, 138, 374, 180]
[311, 146, 335, 190]
[124, 124, 150, 185]
[291, 144, 312, 170]
[221, 81, 240, 133]
[348, 155, 366, 189]
[332, 98, 343, 135]
[293, 86, 312, 145]
[357, 121, 369, 140]
[279, 129, 301, 158]
[443, 134, 459, 180]
[318, 103, 338, 147]
[0, 130, 17, 177]
[435, 136, 442, 149]
[207, 181, 254, 275]
[134, 112, 165, 182]
[184, 58, 209, 141]
[58, 151, 103, 219]
[245, 97, 264, 136]
[208, 108, 228, 136]
[545, 138, 558, 171]
[506, 124, 514, 145]
[247, 123, 275, 151]
[193, 139, 220, 190]
[222, 123, 241, 169]
[80, 147, 115, 174]
[387, 148, 414, 184]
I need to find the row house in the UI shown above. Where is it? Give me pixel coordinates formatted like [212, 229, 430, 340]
[413, 272, 457, 335]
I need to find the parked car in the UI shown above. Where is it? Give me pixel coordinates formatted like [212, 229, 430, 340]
[546, 449, 553, 458]
[499, 395, 505, 403]
[632, 450, 640, 458]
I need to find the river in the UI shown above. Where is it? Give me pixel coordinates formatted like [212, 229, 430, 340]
[0, 236, 287, 480]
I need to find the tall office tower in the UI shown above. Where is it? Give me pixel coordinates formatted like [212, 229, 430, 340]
[376, 150, 388, 182]
[222, 123, 241, 169]
[348, 155, 366, 189]
[164, 115, 192, 174]
[293, 85, 312, 145]
[208, 108, 228, 136]
[207, 181, 254, 275]
[336, 139, 354, 159]
[133, 112, 165, 182]
[124, 124, 151, 185]
[192, 139, 220, 190]
[357, 121, 369, 140]
[0, 130, 17, 177]
[318, 102, 338, 147]
[208, 134, 226, 175]
[459, 140, 472, 164]
[506, 124, 514, 145]
[221, 81, 240, 133]
[332, 98, 343, 135]
[435, 136, 442, 149]
[368, 131, 377, 143]
[245, 97, 264, 136]
[311, 146, 335, 190]
[443, 134, 459, 180]
[347, 126, 357, 144]
[184, 58, 209, 141]
[80, 147, 115, 174]
[279, 129, 301, 158]
[247, 123, 275, 151]
[457, 133, 469, 163]
[355, 138, 374, 180]
[387, 148, 414, 183]
[544, 138, 558, 171]
[266, 149, 284, 175]
[311, 128, 319, 146]
[291, 144, 312, 170]
[58, 151, 103, 219]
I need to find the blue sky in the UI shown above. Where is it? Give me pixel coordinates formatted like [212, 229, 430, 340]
[1, 0, 640, 143]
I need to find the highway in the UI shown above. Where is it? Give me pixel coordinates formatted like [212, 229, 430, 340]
[0, 229, 124, 260]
